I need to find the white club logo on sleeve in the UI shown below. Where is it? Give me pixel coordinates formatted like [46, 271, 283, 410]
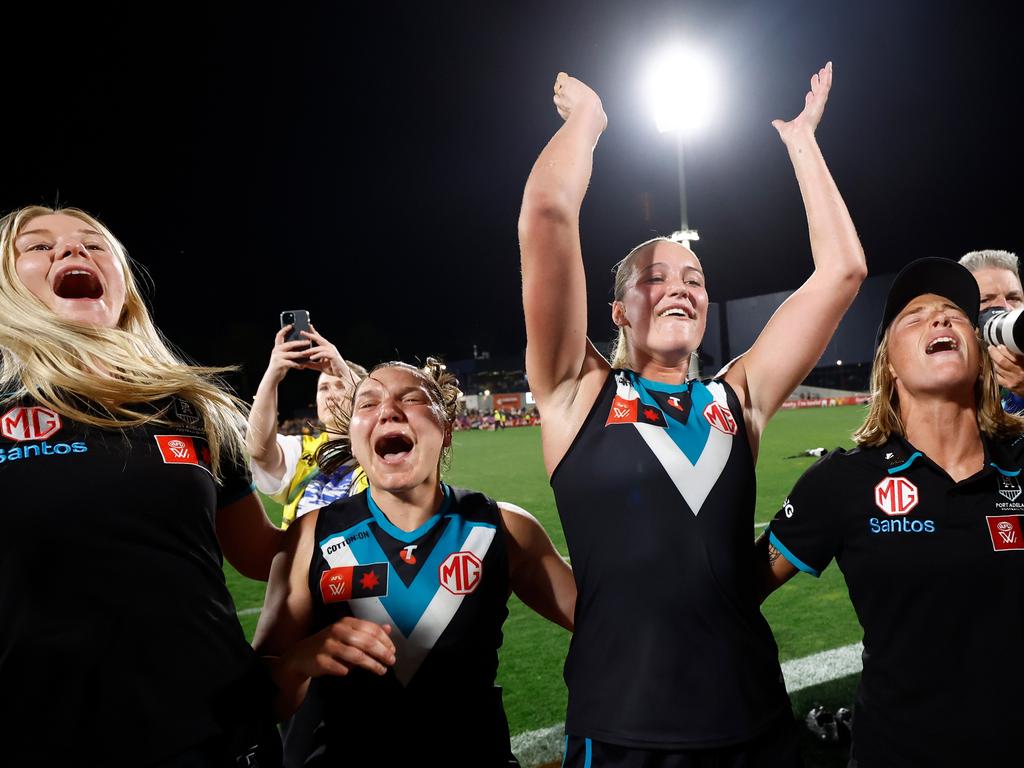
[874, 477, 919, 516]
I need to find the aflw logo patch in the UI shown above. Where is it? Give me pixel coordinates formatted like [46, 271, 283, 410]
[987, 515, 1024, 551]
[1, 406, 62, 442]
[319, 564, 390, 603]
[605, 396, 667, 428]
[154, 435, 212, 476]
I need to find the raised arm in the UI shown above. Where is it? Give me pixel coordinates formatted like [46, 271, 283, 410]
[252, 513, 396, 719]
[246, 326, 314, 479]
[519, 73, 609, 410]
[725, 62, 867, 450]
[500, 502, 576, 630]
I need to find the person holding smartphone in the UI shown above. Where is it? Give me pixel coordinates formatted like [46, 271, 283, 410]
[246, 318, 368, 529]
[0, 205, 283, 766]
[246, 318, 369, 767]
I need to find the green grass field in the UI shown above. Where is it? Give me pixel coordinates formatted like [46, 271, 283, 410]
[226, 406, 869, 766]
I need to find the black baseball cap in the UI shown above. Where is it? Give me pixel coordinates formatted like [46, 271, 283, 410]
[876, 257, 980, 349]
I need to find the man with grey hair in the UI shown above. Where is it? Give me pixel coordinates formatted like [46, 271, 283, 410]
[959, 249, 1024, 411]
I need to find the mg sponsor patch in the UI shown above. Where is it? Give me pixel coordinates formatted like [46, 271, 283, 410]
[703, 402, 738, 435]
[319, 564, 390, 603]
[439, 551, 483, 595]
[986, 515, 1024, 551]
[874, 477, 918, 516]
[1, 406, 62, 442]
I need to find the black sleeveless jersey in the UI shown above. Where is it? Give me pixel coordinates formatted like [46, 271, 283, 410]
[307, 485, 516, 767]
[551, 370, 790, 748]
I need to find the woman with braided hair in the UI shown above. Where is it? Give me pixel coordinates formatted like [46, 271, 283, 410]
[253, 359, 575, 767]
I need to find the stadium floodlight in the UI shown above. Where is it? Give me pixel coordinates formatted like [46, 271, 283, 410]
[644, 45, 717, 135]
[642, 44, 717, 248]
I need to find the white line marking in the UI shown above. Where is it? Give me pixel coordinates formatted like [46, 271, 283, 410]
[237, 607, 261, 616]
[510, 642, 864, 766]
[754, 521, 769, 529]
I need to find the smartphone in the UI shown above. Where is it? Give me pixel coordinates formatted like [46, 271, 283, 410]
[280, 310, 311, 344]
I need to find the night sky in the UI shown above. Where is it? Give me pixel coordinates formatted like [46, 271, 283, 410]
[3, 1, 1021, 412]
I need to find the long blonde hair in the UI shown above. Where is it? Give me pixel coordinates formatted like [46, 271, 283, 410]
[0, 206, 247, 480]
[853, 328, 1024, 446]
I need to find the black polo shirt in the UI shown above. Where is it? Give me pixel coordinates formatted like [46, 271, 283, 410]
[768, 434, 1024, 767]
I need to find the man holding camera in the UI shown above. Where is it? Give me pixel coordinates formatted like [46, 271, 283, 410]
[960, 249, 1024, 413]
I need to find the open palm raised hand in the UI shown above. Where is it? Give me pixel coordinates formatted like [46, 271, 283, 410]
[772, 61, 832, 142]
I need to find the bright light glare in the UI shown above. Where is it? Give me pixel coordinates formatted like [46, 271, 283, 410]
[644, 46, 717, 134]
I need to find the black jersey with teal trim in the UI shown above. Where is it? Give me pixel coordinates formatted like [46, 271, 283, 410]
[551, 370, 790, 748]
[769, 435, 1024, 767]
[308, 485, 517, 766]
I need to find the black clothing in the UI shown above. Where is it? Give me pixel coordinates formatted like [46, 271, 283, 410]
[769, 434, 1024, 767]
[0, 399, 279, 767]
[307, 485, 518, 767]
[550, 370, 791, 749]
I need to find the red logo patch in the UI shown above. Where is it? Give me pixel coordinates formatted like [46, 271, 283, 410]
[606, 395, 638, 426]
[874, 477, 919, 515]
[320, 567, 353, 603]
[439, 551, 482, 595]
[987, 515, 1024, 551]
[1, 406, 61, 442]
[155, 435, 199, 464]
[318, 564, 389, 602]
[703, 402, 738, 435]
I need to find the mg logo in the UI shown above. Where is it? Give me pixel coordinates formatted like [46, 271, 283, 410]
[875, 477, 919, 515]
[439, 551, 482, 595]
[703, 402, 738, 435]
[1, 406, 62, 442]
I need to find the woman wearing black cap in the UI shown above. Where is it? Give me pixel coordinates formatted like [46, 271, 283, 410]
[758, 257, 1024, 767]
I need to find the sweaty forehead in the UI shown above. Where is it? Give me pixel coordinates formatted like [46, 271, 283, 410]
[357, 366, 427, 396]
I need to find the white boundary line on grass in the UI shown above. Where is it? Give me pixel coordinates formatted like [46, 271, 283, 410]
[510, 642, 864, 767]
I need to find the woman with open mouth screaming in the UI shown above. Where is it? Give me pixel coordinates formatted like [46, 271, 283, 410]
[758, 258, 1024, 766]
[0, 206, 284, 767]
[252, 359, 576, 767]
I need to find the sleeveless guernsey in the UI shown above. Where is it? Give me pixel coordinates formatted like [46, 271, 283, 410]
[551, 370, 790, 748]
[307, 485, 517, 766]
